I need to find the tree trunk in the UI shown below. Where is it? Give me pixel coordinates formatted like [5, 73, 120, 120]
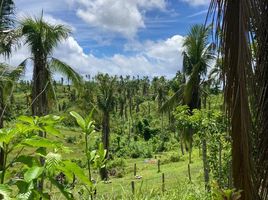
[100, 112, 109, 180]
[218, 140, 222, 187]
[31, 54, 49, 193]
[180, 137, 184, 155]
[124, 105, 128, 120]
[0, 90, 4, 179]
[202, 139, 210, 191]
[31, 54, 49, 118]
[119, 101, 124, 119]
[202, 93, 210, 191]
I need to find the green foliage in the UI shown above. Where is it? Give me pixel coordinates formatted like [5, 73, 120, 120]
[70, 110, 106, 197]
[107, 158, 126, 178]
[0, 114, 104, 199]
[212, 182, 242, 200]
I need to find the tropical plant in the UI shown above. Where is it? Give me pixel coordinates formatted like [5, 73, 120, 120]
[95, 73, 116, 180]
[0, 114, 106, 199]
[70, 110, 106, 199]
[19, 15, 82, 117]
[0, 0, 20, 57]
[209, 0, 268, 199]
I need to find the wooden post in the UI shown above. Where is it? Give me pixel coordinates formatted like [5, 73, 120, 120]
[162, 173, 165, 193]
[134, 163, 136, 176]
[131, 180, 135, 195]
[157, 159, 161, 173]
[188, 164, 192, 182]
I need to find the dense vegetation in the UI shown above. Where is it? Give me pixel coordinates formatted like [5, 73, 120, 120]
[1, 0, 268, 200]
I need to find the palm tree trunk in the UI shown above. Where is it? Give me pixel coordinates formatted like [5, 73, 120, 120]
[202, 94, 210, 191]
[100, 112, 109, 180]
[202, 139, 210, 191]
[0, 89, 5, 181]
[119, 101, 124, 118]
[180, 135, 184, 155]
[31, 55, 49, 193]
[31, 55, 49, 118]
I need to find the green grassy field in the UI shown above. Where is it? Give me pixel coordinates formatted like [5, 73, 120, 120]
[46, 127, 205, 199]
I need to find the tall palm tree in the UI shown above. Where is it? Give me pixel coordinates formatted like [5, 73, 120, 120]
[162, 24, 214, 189]
[0, 0, 20, 57]
[182, 25, 214, 110]
[19, 15, 82, 119]
[96, 73, 116, 180]
[0, 0, 20, 177]
[209, 0, 268, 199]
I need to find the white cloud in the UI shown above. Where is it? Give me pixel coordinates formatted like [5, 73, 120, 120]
[181, 0, 210, 6]
[54, 34, 184, 78]
[71, 0, 166, 38]
[3, 34, 184, 79]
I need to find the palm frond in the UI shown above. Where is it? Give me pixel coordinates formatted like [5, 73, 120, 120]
[8, 59, 27, 81]
[49, 58, 82, 90]
[160, 85, 184, 113]
[20, 16, 70, 56]
[208, 0, 258, 198]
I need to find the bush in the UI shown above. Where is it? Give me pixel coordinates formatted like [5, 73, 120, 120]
[128, 141, 153, 158]
[107, 158, 126, 178]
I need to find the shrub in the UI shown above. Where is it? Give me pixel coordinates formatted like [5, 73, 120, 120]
[107, 158, 126, 178]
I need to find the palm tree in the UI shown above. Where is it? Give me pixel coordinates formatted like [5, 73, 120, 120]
[96, 73, 116, 180]
[0, 64, 24, 183]
[19, 15, 82, 119]
[209, 0, 268, 199]
[182, 25, 214, 110]
[0, 0, 20, 178]
[162, 24, 214, 189]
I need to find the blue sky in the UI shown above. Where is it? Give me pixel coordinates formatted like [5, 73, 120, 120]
[5, 0, 210, 79]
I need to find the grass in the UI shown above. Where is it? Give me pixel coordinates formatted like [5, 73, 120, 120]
[95, 149, 204, 197]
[45, 127, 205, 198]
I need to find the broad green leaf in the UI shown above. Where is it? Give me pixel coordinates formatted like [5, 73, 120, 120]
[16, 155, 38, 167]
[43, 126, 60, 137]
[90, 150, 96, 161]
[24, 166, 43, 183]
[70, 111, 85, 130]
[0, 184, 12, 200]
[18, 116, 34, 125]
[21, 137, 62, 148]
[0, 129, 17, 144]
[49, 177, 73, 200]
[62, 160, 92, 187]
[39, 115, 62, 125]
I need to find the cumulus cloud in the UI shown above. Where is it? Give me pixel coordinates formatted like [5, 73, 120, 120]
[71, 0, 166, 38]
[52, 34, 184, 78]
[181, 0, 210, 6]
[3, 34, 184, 79]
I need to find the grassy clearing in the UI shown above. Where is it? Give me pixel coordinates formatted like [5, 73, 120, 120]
[50, 127, 205, 198]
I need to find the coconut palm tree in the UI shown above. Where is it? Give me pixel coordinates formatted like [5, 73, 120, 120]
[19, 15, 82, 119]
[209, 0, 268, 199]
[0, 0, 23, 177]
[96, 73, 116, 180]
[0, 0, 20, 57]
[161, 24, 214, 189]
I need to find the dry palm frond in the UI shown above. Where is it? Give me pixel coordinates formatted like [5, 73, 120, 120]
[209, 0, 268, 199]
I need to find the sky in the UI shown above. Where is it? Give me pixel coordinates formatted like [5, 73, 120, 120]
[2, 0, 210, 79]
